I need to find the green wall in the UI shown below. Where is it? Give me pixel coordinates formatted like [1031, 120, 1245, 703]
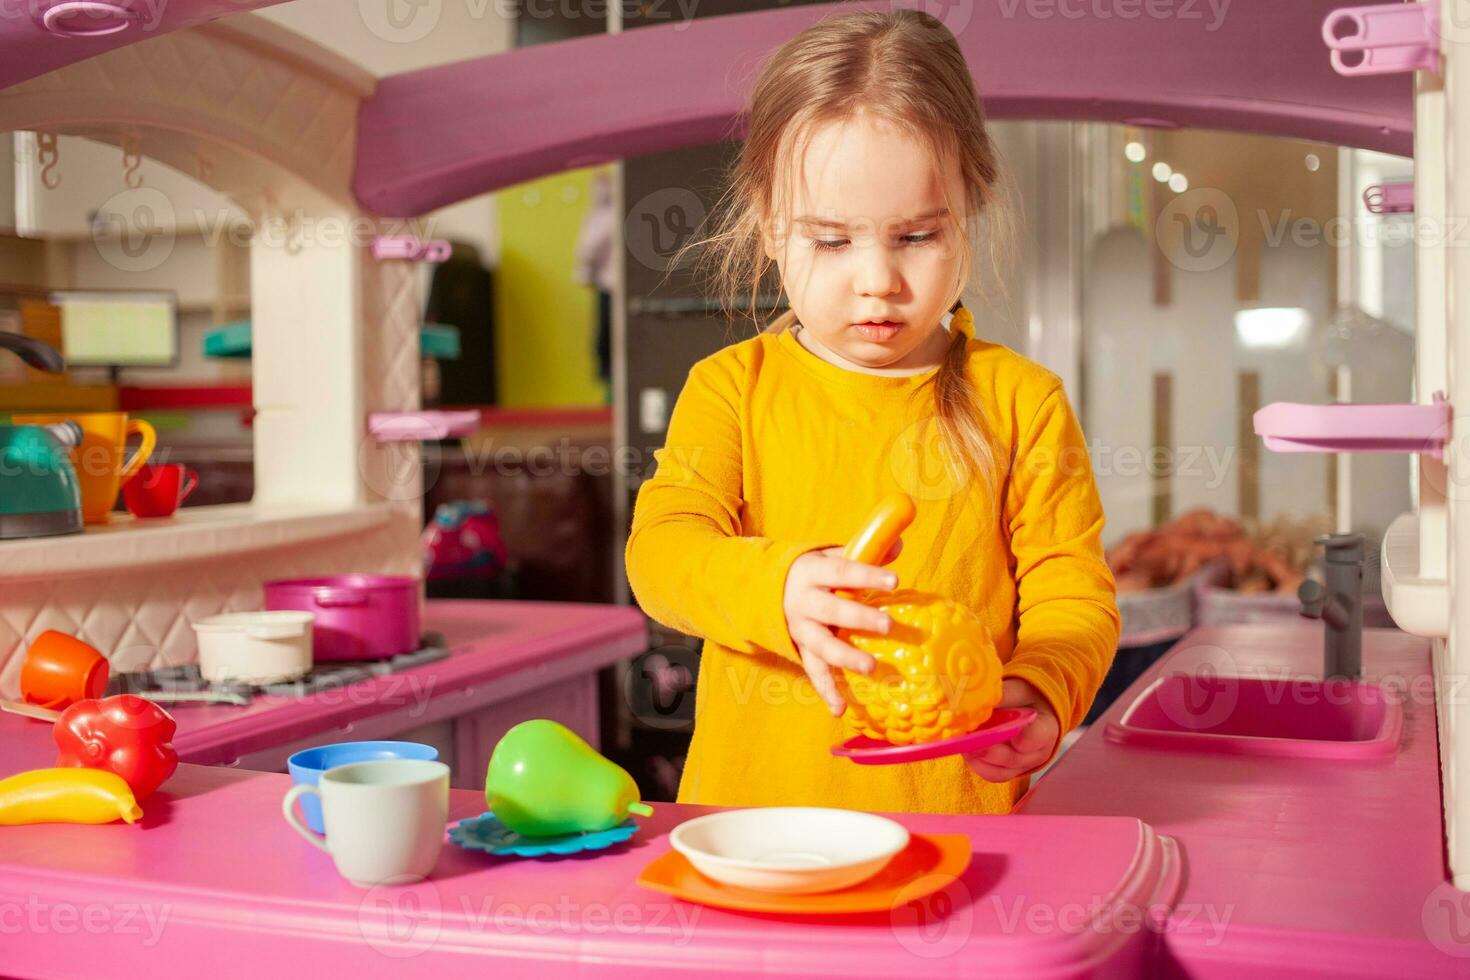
[494, 166, 607, 406]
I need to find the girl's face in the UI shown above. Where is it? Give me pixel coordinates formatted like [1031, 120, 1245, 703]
[765, 111, 968, 374]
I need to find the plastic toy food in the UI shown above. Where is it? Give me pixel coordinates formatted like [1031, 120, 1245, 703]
[832, 494, 1004, 746]
[1106, 507, 1311, 595]
[836, 492, 916, 597]
[0, 768, 143, 825]
[485, 719, 653, 836]
[53, 695, 178, 801]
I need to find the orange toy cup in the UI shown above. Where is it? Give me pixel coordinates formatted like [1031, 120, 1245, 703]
[20, 631, 109, 711]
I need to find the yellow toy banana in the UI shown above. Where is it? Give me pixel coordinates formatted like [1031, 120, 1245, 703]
[0, 767, 144, 826]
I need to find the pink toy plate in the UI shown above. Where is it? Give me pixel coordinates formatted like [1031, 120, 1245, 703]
[831, 707, 1037, 765]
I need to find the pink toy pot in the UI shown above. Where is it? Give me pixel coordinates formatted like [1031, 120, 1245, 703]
[263, 575, 421, 661]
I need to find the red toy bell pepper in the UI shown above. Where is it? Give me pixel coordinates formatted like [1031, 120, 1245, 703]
[53, 695, 178, 801]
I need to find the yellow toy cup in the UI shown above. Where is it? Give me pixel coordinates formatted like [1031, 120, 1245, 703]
[12, 412, 156, 524]
[832, 494, 1004, 746]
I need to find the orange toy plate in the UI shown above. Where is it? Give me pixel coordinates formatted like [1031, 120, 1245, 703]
[635, 832, 972, 915]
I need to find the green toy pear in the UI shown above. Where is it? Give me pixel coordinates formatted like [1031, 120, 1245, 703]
[485, 719, 654, 836]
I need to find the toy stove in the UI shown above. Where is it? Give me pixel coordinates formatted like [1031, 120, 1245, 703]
[104, 633, 450, 706]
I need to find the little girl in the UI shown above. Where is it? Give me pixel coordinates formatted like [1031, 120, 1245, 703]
[625, 9, 1120, 815]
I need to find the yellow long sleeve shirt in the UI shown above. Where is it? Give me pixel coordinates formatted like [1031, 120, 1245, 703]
[625, 308, 1120, 814]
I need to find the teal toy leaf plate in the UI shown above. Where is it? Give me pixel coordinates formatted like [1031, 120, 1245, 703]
[448, 812, 638, 857]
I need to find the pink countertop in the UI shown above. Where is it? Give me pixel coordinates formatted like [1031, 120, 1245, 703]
[0, 600, 647, 769]
[1020, 622, 1462, 976]
[0, 763, 1180, 979]
[5, 615, 1464, 975]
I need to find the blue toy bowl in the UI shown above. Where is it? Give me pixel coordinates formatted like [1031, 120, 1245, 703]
[286, 740, 439, 833]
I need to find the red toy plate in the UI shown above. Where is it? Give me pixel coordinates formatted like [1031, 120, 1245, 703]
[830, 707, 1037, 765]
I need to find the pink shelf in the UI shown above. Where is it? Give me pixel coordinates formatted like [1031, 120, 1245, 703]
[1253, 398, 1451, 458]
[368, 410, 481, 441]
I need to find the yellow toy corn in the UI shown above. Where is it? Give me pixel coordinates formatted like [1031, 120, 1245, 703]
[0, 767, 144, 826]
[833, 494, 1005, 745]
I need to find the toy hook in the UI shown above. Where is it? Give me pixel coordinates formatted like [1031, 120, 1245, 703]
[121, 132, 143, 189]
[36, 132, 60, 190]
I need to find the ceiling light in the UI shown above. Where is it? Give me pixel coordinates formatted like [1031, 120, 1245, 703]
[1235, 307, 1311, 349]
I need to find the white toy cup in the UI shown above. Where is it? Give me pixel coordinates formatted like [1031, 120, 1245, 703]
[282, 758, 449, 887]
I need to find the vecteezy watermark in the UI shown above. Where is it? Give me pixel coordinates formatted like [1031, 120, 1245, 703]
[875, 0, 978, 45]
[1431, 0, 1470, 49]
[88, 188, 440, 275]
[104, 647, 442, 718]
[360, 435, 684, 502]
[707, 660, 994, 714]
[1416, 420, 1470, 504]
[1155, 655, 1242, 732]
[995, 0, 1231, 31]
[0, 0, 169, 30]
[1155, 185, 1470, 276]
[886, 877, 1234, 958]
[626, 187, 706, 274]
[890, 875, 978, 959]
[887, 418, 1240, 505]
[356, 0, 701, 44]
[622, 645, 698, 732]
[253, 674, 441, 718]
[991, 895, 1235, 947]
[1155, 187, 1241, 273]
[0, 897, 172, 947]
[358, 0, 444, 44]
[360, 437, 431, 505]
[89, 187, 178, 275]
[1423, 881, 1470, 958]
[1142, 643, 1470, 734]
[357, 883, 703, 958]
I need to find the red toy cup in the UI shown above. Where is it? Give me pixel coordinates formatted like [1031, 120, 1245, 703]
[123, 463, 198, 518]
[20, 630, 109, 710]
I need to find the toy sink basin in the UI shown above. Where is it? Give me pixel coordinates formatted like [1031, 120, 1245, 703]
[1105, 673, 1402, 760]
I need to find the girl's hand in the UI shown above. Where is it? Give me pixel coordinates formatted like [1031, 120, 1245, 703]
[964, 679, 1061, 782]
[783, 540, 903, 716]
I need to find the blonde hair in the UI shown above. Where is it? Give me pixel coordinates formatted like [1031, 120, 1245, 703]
[675, 8, 1015, 492]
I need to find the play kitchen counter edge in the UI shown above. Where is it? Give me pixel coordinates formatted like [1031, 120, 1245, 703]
[0, 762, 1181, 979]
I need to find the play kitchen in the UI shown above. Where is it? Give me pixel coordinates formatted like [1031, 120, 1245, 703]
[0, 332, 178, 536]
[4, 1, 1470, 976]
[0, 496, 1182, 974]
[0, 498, 1454, 977]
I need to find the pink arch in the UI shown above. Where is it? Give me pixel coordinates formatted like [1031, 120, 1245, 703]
[353, 0, 1411, 217]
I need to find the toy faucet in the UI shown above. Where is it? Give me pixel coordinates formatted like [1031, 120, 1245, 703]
[1296, 532, 1365, 679]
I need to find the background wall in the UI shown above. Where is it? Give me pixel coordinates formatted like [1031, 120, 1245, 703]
[255, 1, 606, 408]
[1080, 127, 1414, 547]
[494, 167, 607, 406]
